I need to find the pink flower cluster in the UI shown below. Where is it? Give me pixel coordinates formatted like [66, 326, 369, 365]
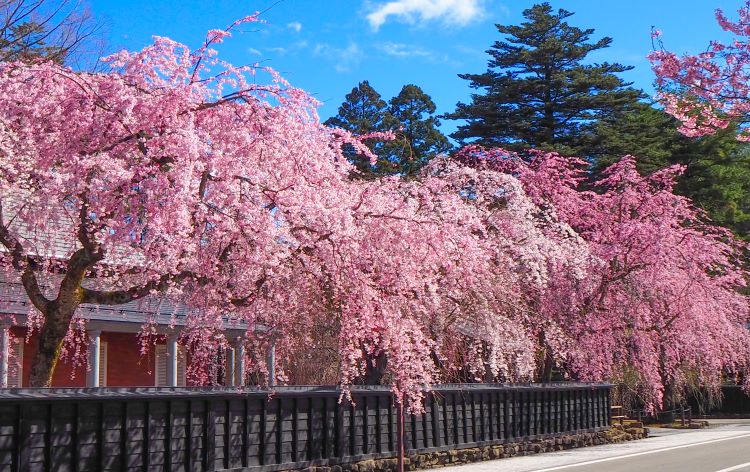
[459, 147, 750, 411]
[650, 2, 750, 139]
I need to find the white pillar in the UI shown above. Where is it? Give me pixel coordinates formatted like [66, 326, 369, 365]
[0, 325, 9, 388]
[166, 334, 179, 387]
[267, 342, 276, 386]
[236, 341, 246, 387]
[87, 330, 101, 388]
[226, 346, 236, 387]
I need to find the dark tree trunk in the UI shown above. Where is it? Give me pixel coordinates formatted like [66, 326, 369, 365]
[541, 349, 554, 383]
[658, 342, 676, 412]
[536, 332, 555, 383]
[363, 351, 388, 385]
[28, 303, 78, 387]
[26, 247, 92, 387]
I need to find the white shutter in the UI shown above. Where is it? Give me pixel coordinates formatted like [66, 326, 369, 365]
[177, 345, 186, 387]
[98, 342, 108, 387]
[7, 340, 23, 388]
[155, 344, 167, 386]
[227, 347, 241, 386]
[155, 344, 185, 387]
[225, 348, 232, 386]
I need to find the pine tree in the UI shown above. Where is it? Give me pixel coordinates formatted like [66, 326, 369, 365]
[326, 82, 451, 177]
[593, 102, 681, 175]
[595, 102, 750, 238]
[324, 80, 391, 175]
[384, 84, 452, 176]
[446, 2, 642, 157]
[682, 148, 750, 238]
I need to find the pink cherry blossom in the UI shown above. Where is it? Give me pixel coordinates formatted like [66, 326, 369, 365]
[457, 146, 750, 411]
[651, 2, 750, 139]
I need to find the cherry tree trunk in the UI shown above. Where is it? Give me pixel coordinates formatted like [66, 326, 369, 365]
[363, 351, 388, 385]
[540, 350, 554, 383]
[537, 332, 555, 383]
[28, 304, 77, 387]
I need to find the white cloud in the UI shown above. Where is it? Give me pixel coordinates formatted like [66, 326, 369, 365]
[287, 21, 303, 32]
[366, 0, 484, 31]
[377, 42, 432, 58]
[248, 47, 262, 56]
[376, 42, 458, 66]
[258, 42, 309, 57]
[314, 42, 364, 72]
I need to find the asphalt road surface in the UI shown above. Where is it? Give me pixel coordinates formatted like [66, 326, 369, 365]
[441, 419, 750, 472]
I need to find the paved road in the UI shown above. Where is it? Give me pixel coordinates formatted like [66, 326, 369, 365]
[441, 420, 750, 472]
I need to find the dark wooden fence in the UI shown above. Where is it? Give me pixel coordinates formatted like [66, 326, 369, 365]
[0, 383, 612, 472]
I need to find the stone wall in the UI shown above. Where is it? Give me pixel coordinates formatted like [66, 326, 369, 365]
[304, 424, 648, 472]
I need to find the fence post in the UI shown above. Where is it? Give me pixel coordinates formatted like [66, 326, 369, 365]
[292, 397, 299, 462]
[487, 391, 494, 441]
[143, 401, 151, 472]
[121, 401, 129, 472]
[470, 393, 477, 442]
[335, 397, 345, 460]
[259, 398, 267, 466]
[397, 401, 405, 472]
[432, 393, 441, 448]
[243, 398, 249, 467]
[521, 390, 528, 439]
[165, 400, 172, 472]
[453, 394, 460, 445]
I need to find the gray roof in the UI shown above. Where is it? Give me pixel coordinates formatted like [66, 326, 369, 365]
[0, 276, 249, 333]
[0, 192, 144, 266]
[0, 277, 189, 325]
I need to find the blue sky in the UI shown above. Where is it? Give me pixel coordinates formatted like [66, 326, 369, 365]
[91, 0, 742, 136]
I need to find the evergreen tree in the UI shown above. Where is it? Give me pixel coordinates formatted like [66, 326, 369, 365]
[682, 148, 750, 238]
[596, 102, 750, 238]
[384, 84, 452, 176]
[445, 2, 642, 157]
[593, 103, 678, 175]
[326, 82, 451, 177]
[324, 80, 391, 175]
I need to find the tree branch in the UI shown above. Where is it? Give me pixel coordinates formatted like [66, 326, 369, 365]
[0, 199, 50, 312]
[81, 271, 196, 305]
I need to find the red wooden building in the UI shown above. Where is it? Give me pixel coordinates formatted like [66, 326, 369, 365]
[0, 278, 249, 388]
